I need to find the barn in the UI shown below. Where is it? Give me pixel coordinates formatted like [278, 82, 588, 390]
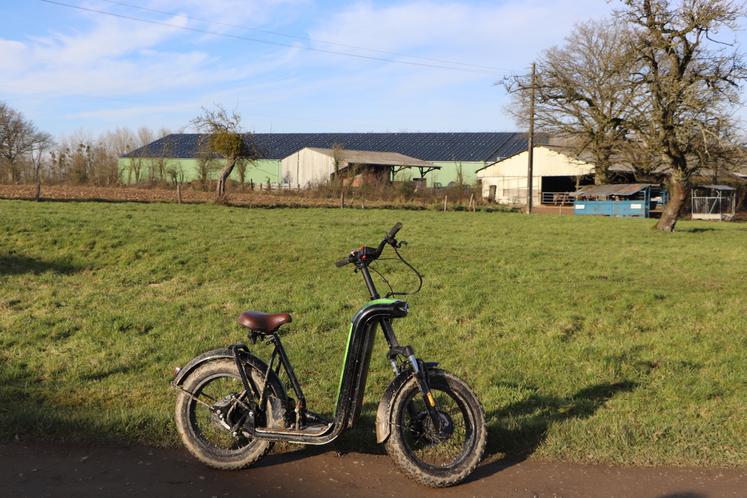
[120, 132, 539, 188]
[280, 148, 438, 188]
[476, 145, 595, 205]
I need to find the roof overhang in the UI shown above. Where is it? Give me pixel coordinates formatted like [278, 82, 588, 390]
[574, 183, 655, 197]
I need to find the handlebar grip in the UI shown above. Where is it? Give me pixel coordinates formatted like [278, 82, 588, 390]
[388, 222, 403, 239]
[335, 257, 350, 267]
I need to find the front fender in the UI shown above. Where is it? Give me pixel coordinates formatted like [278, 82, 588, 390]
[375, 369, 415, 444]
[375, 363, 441, 444]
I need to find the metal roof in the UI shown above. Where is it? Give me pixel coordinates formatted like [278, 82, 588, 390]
[306, 148, 437, 168]
[574, 183, 654, 197]
[699, 184, 736, 191]
[123, 132, 545, 162]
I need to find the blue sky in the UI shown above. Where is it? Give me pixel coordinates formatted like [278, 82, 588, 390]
[1, 0, 744, 139]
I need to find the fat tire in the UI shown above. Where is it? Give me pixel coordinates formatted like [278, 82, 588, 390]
[384, 370, 486, 487]
[175, 358, 281, 470]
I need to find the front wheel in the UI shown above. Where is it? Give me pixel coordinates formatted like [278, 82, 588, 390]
[385, 370, 486, 487]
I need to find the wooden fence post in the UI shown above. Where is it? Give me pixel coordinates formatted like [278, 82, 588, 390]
[177, 183, 182, 204]
[443, 195, 448, 212]
[340, 190, 345, 208]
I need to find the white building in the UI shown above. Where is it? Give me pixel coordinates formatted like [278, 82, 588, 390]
[476, 146, 594, 205]
[280, 147, 438, 188]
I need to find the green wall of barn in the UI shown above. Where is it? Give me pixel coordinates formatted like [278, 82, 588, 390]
[118, 158, 282, 185]
[118, 158, 484, 186]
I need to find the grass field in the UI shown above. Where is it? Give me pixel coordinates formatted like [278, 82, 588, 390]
[0, 200, 745, 467]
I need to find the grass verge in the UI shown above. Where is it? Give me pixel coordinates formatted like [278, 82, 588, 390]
[0, 200, 745, 466]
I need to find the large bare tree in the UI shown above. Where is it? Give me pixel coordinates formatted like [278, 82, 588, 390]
[0, 102, 38, 183]
[191, 106, 258, 201]
[620, 0, 746, 231]
[504, 20, 640, 184]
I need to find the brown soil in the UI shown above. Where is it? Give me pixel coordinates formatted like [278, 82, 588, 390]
[1, 442, 744, 498]
[0, 184, 461, 210]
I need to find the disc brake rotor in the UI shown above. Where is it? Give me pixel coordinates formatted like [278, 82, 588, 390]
[414, 410, 455, 445]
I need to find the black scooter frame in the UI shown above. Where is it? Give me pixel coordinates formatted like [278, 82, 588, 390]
[246, 290, 410, 444]
[174, 226, 440, 446]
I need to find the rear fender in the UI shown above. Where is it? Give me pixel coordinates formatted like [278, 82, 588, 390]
[172, 346, 287, 427]
[172, 347, 234, 386]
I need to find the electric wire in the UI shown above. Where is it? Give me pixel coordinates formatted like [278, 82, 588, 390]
[39, 0, 505, 75]
[94, 0, 514, 73]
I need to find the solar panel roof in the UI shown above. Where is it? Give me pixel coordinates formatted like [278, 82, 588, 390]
[124, 132, 547, 163]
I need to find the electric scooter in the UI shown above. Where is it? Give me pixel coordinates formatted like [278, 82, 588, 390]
[171, 223, 486, 487]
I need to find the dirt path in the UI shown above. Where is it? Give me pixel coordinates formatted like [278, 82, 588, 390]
[0, 442, 744, 498]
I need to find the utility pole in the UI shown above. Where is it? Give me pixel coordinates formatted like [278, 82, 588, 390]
[526, 62, 536, 214]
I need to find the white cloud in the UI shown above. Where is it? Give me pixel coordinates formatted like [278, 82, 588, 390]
[0, 2, 301, 100]
[307, 0, 612, 73]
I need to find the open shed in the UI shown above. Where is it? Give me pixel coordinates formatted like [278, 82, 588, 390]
[573, 183, 659, 217]
[476, 145, 594, 205]
[280, 147, 440, 188]
[691, 185, 736, 221]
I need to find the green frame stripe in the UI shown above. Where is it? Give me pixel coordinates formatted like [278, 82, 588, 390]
[334, 298, 397, 405]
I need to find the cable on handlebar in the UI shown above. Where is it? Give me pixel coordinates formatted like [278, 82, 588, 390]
[367, 238, 424, 298]
[386, 242, 423, 297]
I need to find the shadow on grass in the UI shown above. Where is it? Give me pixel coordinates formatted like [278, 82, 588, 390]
[467, 380, 638, 483]
[0, 361, 164, 445]
[0, 254, 83, 276]
[336, 381, 638, 471]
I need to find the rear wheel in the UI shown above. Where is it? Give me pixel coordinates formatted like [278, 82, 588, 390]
[175, 358, 283, 470]
[384, 370, 486, 487]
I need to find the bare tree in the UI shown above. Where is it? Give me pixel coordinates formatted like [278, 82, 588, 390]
[0, 102, 39, 183]
[619, 0, 747, 231]
[236, 158, 251, 190]
[30, 131, 53, 200]
[191, 105, 258, 201]
[195, 136, 218, 191]
[504, 20, 640, 184]
[166, 161, 185, 204]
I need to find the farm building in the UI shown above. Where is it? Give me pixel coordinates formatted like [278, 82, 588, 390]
[120, 132, 541, 188]
[476, 145, 596, 205]
[280, 148, 438, 188]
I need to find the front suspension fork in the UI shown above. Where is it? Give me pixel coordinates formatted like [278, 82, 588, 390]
[389, 346, 442, 429]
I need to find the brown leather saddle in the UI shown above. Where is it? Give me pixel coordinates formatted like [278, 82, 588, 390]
[238, 311, 291, 334]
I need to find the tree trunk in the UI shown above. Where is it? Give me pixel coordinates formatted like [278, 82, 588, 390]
[594, 165, 609, 185]
[655, 174, 688, 232]
[594, 154, 611, 185]
[215, 158, 237, 202]
[34, 164, 41, 202]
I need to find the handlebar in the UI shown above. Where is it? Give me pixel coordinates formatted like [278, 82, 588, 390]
[335, 222, 402, 268]
[388, 222, 402, 240]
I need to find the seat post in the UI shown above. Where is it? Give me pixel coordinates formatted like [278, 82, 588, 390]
[270, 334, 307, 429]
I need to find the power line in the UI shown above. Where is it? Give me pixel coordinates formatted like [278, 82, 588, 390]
[39, 0, 507, 75]
[96, 0, 515, 73]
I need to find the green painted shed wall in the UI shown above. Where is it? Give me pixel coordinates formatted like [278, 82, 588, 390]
[118, 158, 281, 184]
[118, 158, 484, 187]
[392, 161, 485, 187]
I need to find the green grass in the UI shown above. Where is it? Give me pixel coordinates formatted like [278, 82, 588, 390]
[0, 200, 745, 466]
